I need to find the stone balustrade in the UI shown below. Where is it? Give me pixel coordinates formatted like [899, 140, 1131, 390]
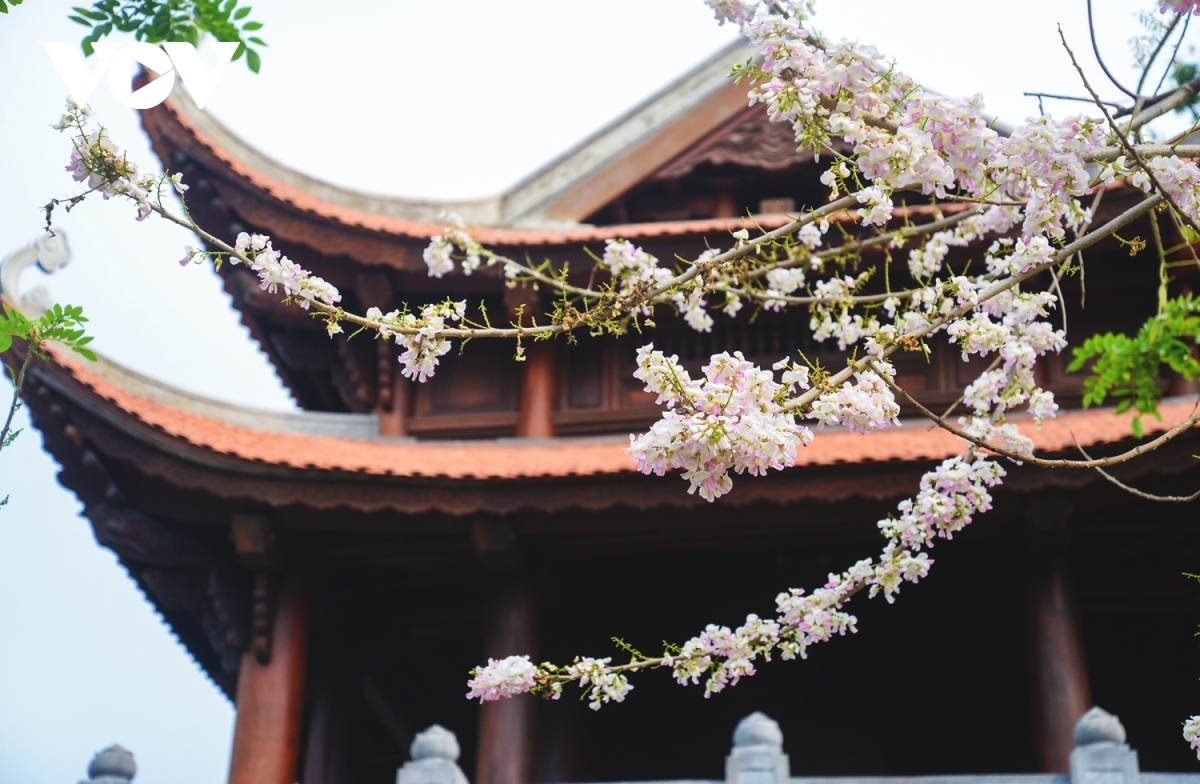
[73, 706, 1200, 784]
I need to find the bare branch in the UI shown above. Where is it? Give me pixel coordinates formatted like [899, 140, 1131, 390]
[1073, 435, 1200, 502]
[1086, 144, 1200, 162]
[1087, 0, 1140, 99]
[871, 359, 1200, 470]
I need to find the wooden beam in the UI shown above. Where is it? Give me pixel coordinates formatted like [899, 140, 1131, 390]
[228, 576, 310, 784]
[476, 581, 537, 784]
[1027, 493, 1091, 773]
[516, 343, 556, 439]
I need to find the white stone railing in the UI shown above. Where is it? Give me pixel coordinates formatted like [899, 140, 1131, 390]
[73, 706, 1200, 784]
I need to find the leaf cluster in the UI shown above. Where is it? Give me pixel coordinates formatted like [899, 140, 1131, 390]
[0, 303, 96, 361]
[1067, 295, 1200, 437]
[70, 0, 266, 72]
[1171, 60, 1200, 120]
[0, 0, 24, 16]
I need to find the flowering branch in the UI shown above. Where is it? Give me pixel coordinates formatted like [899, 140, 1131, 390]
[39, 0, 1200, 755]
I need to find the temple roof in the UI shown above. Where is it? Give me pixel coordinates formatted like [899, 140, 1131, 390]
[25, 344, 1200, 511]
[143, 83, 969, 260]
[149, 39, 764, 240]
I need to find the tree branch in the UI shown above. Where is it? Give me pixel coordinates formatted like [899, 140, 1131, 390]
[1073, 435, 1200, 502]
[871, 358, 1200, 470]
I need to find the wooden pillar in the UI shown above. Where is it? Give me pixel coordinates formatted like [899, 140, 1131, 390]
[1028, 493, 1091, 773]
[301, 668, 351, 784]
[379, 372, 412, 437]
[516, 343, 555, 438]
[476, 581, 537, 784]
[533, 699, 580, 784]
[229, 577, 310, 784]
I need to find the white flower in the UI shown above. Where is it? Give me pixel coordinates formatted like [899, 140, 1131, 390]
[466, 656, 537, 702]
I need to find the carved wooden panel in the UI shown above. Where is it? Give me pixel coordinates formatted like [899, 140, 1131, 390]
[654, 112, 814, 180]
[409, 341, 520, 437]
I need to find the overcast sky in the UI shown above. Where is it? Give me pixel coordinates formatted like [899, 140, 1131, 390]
[0, 2, 1190, 783]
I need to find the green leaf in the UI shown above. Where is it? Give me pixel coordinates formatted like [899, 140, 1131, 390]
[1132, 416, 1146, 439]
[74, 347, 97, 362]
[69, 14, 91, 25]
[0, 333, 11, 353]
[0, 2, 10, 14]
[248, 36, 265, 45]
[73, 6, 109, 21]
[234, 6, 251, 19]
[242, 20, 262, 30]
[245, 47, 260, 72]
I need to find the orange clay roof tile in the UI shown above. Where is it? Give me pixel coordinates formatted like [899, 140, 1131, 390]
[43, 349, 1199, 482]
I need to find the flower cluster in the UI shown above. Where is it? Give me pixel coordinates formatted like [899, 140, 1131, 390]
[941, 283, 1065, 462]
[562, 658, 634, 710]
[992, 116, 1107, 239]
[808, 272, 877, 350]
[1128, 155, 1200, 226]
[366, 300, 467, 383]
[56, 101, 169, 221]
[1161, 0, 1200, 15]
[599, 240, 675, 314]
[466, 655, 538, 702]
[1185, 716, 1200, 759]
[808, 362, 901, 434]
[627, 347, 813, 501]
[878, 456, 1004, 554]
[908, 207, 1021, 280]
[671, 615, 782, 696]
[233, 233, 342, 311]
[424, 212, 489, 277]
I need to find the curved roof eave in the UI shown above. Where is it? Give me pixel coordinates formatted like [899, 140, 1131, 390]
[161, 84, 505, 226]
[151, 38, 757, 234]
[23, 345, 1200, 487]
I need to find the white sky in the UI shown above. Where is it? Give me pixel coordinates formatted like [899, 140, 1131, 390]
[0, 2, 1190, 783]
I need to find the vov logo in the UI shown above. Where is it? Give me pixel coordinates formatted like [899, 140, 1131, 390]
[42, 41, 240, 110]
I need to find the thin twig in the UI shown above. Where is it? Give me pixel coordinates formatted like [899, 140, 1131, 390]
[1087, 0, 1139, 99]
[1072, 434, 1200, 502]
[0, 348, 33, 456]
[871, 359, 1200, 470]
[1025, 91, 1123, 108]
[1136, 12, 1183, 99]
[783, 194, 1164, 412]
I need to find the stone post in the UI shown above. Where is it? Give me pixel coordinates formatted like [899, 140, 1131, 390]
[1069, 707, 1140, 784]
[726, 712, 790, 784]
[397, 725, 470, 784]
[79, 744, 136, 784]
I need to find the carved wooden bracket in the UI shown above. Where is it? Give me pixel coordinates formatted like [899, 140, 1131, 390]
[230, 515, 281, 664]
